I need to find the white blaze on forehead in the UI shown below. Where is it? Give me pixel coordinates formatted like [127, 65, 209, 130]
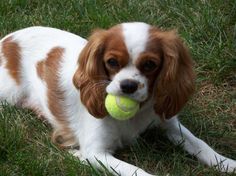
[121, 22, 150, 62]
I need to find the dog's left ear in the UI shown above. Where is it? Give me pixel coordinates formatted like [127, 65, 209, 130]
[151, 30, 195, 119]
[73, 29, 108, 118]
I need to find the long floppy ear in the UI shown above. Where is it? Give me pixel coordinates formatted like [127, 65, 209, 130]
[73, 30, 108, 118]
[152, 30, 195, 119]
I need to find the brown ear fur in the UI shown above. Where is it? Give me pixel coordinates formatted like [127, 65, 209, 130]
[73, 30, 108, 118]
[152, 30, 195, 119]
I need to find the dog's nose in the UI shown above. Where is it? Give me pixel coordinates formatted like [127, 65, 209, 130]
[120, 79, 138, 94]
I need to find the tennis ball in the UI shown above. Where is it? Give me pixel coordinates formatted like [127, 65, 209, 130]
[105, 94, 140, 120]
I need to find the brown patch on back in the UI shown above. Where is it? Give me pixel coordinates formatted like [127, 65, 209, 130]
[2, 36, 21, 84]
[45, 47, 64, 119]
[36, 60, 45, 80]
[42, 47, 76, 148]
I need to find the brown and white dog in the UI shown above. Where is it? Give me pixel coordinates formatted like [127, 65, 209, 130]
[0, 22, 235, 175]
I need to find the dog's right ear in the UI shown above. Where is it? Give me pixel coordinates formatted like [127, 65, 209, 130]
[73, 30, 109, 118]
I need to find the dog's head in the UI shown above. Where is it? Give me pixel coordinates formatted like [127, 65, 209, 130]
[73, 22, 195, 119]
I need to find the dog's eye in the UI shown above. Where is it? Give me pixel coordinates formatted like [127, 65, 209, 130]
[142, 60, 157, 72]
[107, 58, 119, 68]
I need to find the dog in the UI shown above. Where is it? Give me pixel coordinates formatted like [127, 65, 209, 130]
[0, 22, 235, 175]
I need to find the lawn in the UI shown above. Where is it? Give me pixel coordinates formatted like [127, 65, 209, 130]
[0, 0, 236, 175]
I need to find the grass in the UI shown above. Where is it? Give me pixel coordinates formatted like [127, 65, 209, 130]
[0, 0, 235, 175]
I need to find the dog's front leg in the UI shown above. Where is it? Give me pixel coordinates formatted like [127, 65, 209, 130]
[71, 111, 156, 176]
[83, 151, 154, 176]
[162, 116, 236, 173]
[70, 148, 154, 176]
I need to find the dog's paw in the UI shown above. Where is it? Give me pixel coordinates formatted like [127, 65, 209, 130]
[215, 158, 236, 173]
[68, 149, 84, 160]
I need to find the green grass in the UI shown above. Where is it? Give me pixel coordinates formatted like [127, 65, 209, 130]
[0, 0, 236, 175]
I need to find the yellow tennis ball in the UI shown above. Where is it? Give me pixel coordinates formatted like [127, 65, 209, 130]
[105, 94, 140, 120]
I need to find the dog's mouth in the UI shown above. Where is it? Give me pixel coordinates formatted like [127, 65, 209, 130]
[105, 90, 148, 103]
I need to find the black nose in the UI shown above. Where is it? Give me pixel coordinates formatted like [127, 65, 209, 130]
[120, 79, 138, 94]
